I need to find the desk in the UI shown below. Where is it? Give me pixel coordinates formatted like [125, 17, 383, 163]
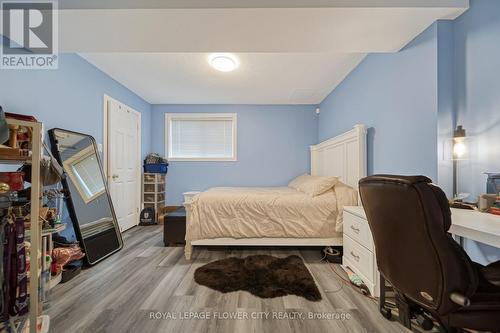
[450, 208, 500, 249]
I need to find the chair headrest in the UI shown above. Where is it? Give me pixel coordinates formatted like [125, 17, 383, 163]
[359, 175, 432, 186]
[359, 174, 451, 232]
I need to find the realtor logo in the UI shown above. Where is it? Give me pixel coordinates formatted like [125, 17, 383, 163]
[1, 1, 58, 69]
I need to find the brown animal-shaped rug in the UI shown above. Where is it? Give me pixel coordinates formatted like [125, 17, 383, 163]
[194, 254, 322, 301]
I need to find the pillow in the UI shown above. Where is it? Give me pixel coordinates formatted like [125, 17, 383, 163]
[288, 174, 339, 197]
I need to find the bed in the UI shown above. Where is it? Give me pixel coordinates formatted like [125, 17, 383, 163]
[184, 124, 367, 259]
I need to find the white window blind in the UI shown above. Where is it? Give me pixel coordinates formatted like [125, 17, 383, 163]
[72, 154, 105, 199]
[166, 113, 237, 161]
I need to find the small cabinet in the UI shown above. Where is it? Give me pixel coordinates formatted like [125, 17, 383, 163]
[142, 173, 166, 214]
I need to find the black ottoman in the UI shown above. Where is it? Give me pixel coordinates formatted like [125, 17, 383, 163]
[164, 207, 186, 246]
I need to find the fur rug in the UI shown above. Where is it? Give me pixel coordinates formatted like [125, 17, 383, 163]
[194, 254, 322, 301]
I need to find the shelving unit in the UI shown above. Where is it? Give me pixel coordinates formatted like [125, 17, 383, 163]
[1, 118, 45, 333]
[142, 172, 166, 214]
[25, 223, 66, 238]
[0, 155, 30, 163]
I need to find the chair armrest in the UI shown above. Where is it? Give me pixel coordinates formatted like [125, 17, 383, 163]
[482, 261, 500, 287]
[450, 292, 471, 307]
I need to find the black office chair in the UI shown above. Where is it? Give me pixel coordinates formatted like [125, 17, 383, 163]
[359, 175, 500, 332]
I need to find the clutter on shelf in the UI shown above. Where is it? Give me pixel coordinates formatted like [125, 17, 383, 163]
[143, 153, 168, 174]
[0, 175, 72, 330]
[452, 173, 500, 215]
[0, 110, 85, 333]
[483, 173, 500, 215]
[51, 235, 85, 281]
[0, 110, 37, 160]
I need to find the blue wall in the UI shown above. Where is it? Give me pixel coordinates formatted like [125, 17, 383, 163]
[453, 0, 500, 199]
[0, 53, 152, 157]
[0, 51, 317, 211]
[0, 52, 152, 241]
[318, 24, 439, 180]
[151, 104, 318, 204]
[437, 21, 456, 197]
[318, 0, 500, 264]
[2, 2, 499, 263]
[439, 0, 500, 264]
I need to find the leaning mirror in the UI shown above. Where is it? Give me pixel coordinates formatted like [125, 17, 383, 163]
[48, 128, 123, 265]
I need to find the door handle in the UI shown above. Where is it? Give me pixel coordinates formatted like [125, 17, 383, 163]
[112, 174, 119, 180]
[350, 251, 360, 261]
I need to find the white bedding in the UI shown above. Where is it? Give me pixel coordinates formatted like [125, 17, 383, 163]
[185, 183, 358, 257]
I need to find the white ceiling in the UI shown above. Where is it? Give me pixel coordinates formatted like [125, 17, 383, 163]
[61, 7, 467, 53]
[81, 53, 366, 104]
[59, 0, 469, 10]
[70, 1, 468, 104]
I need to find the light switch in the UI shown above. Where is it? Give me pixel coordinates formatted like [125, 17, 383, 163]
[97, 143, 103, 152]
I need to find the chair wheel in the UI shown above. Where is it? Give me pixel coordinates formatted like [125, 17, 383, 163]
[416, 314, 434, 331]
[380, 307, 392, 319]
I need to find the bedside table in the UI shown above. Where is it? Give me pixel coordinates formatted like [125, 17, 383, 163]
[342, 206, 379, 297]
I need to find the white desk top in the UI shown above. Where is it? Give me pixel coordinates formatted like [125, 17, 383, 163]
[450, 208, 500, 249]
[344, 206, 500, 249]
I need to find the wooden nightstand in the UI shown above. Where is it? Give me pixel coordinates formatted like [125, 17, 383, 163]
[342, 206, 379, 297]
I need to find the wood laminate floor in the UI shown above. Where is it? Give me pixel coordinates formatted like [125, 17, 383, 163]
[48, 226, 409, 333]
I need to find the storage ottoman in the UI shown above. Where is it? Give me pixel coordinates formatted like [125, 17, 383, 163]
[164, 207, 186, 246]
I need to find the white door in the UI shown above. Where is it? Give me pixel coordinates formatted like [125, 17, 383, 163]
[106, 97, 141, 232]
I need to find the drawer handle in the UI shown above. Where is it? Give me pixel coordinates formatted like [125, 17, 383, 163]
[350, 251, 360, 261]
[350, 225, 360, 233]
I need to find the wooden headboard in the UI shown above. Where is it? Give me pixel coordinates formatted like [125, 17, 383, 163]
[310, 124, 367, 190]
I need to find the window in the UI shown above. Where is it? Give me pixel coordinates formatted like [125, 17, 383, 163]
[165, 113, 237, 161]
[72, 154, 105, 199]
[63, 146, 105, 203]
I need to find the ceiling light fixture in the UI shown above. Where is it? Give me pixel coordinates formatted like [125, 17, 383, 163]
[209, 53, 239, 72]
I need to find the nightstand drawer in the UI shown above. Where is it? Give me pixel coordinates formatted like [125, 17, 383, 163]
[344, 210, 373, 251]
[343, 234, 374, 282]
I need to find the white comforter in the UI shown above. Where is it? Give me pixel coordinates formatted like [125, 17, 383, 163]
[185, 183, 358, 245]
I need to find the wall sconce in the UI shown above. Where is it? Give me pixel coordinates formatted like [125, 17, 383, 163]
[453, 125, 468, 160]
[452, 125, 468, 198]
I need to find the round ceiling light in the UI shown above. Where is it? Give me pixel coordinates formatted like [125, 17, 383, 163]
[209, 53, 239, 72]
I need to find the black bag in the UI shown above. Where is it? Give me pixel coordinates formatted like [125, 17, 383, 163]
[139, 207, 157, 225]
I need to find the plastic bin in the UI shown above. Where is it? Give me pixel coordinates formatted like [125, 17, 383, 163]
[143, 163, 168, 174]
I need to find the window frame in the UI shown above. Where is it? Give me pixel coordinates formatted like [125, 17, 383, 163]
[165, 113, 238, 162]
